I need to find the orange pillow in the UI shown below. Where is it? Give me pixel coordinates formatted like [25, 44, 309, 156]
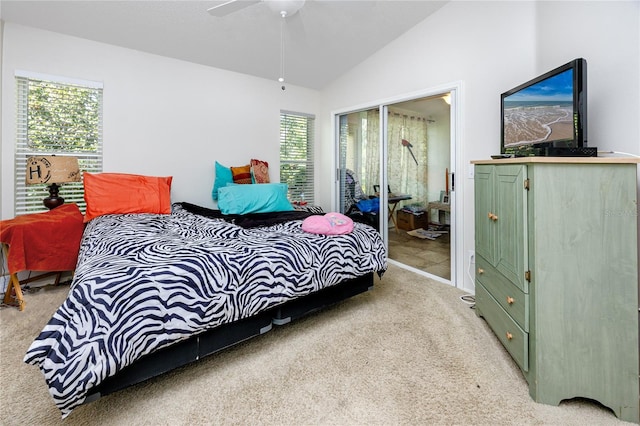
[83, 172, 172, 222]
[231, 164, 252, 184]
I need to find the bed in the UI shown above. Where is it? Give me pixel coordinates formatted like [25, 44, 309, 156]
[24, 202, 387, 418]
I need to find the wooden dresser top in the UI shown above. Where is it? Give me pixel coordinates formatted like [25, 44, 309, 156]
[471, 156, 640, 165]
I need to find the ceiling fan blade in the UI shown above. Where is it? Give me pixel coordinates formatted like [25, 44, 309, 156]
[207, 0, 261, 17]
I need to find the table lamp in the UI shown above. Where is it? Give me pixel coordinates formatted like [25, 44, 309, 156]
[26, 156, 81, 209]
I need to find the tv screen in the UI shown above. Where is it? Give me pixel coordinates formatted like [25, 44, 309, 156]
[501, 58, 587, 156]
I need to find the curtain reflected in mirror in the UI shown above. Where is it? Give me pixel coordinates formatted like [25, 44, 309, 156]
[387, 111, 428, 203]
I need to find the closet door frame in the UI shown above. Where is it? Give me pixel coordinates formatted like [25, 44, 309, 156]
[332, 82, 463, 288]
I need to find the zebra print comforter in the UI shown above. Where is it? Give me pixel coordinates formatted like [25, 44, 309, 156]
[24, 204, 387, 418]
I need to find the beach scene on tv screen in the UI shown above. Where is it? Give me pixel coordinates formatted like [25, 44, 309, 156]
[503, 69, 574, 147]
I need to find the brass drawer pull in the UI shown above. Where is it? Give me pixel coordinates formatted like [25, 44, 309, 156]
[487, 212, 499, 221]
[506, 296, 514, 305]
[478, 268, 484, 275]
[506, 332, 513, 341]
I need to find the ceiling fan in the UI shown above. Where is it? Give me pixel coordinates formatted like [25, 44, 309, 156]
[208, 0, 307, 89]
[207, 0, 306, 18]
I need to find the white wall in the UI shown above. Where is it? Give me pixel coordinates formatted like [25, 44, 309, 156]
[535, 1, 640, 154]
[0, 23, 321, 219]
[318, 0, 639, 293]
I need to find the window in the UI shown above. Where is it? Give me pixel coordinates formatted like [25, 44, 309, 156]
[279, 111, 314, 204]
[15, 73, 103, 215]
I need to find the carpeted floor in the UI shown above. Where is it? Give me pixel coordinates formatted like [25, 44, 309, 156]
[0, 264, 630, 425]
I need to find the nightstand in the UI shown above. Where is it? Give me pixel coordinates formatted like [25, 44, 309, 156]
[0, 204, 84, 311]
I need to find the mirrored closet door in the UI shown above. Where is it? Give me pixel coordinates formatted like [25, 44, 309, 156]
[336, 92, 454, 283]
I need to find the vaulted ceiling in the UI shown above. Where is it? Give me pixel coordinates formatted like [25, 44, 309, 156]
[1, 0, 447, 90]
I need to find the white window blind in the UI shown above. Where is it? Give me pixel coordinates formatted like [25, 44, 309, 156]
[280, 111, 315, 204]
[15, 74, 103, 215]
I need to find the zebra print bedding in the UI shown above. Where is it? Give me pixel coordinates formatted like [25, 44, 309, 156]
[24, 204, 386, 418]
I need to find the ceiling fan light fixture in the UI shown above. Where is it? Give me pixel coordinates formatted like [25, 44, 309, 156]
[266, 0, 305, 17]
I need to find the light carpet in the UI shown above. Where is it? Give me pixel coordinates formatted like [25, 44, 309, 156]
[0, 264, 630, 425]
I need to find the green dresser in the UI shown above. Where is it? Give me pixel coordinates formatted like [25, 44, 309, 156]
[473, 158, 639, 423]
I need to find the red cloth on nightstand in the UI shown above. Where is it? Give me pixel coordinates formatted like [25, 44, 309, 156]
[0, 204, 85, 274]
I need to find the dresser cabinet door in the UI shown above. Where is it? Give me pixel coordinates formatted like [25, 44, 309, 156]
[475, 164, 528, 293]
[494, 165, 528, 293]
[474, 165, 495, 265]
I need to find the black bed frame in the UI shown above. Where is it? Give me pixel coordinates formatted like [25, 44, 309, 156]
[85, 272, 374, 403]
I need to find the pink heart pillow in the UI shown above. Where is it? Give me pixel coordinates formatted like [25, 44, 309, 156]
[302, 212, 354, 235]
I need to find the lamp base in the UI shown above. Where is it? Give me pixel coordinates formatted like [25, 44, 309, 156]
[44, 183, 65, 210]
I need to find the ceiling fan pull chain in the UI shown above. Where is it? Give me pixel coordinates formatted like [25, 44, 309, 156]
[279, 11, 286, 89]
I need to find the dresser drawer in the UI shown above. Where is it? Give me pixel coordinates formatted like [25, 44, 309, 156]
[476, 255, 529, 332]
[476, 282, 529, 372]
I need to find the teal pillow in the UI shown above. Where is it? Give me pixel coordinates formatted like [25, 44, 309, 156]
[218, 183, 294, 215]
[212, 161, 233, 201]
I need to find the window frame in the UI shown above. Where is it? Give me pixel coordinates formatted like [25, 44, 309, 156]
[14, 71, 103, 215]
[279, 110, 315, 204]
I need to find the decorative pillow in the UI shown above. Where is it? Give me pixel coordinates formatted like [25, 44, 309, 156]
[84, 172, 172, 222]
[302, 212, 354, 235]
[250, 159, 270, 184]
[217, 183, 293, 215]
[212, 161, 233, 200]
[231, 164, 252, 184]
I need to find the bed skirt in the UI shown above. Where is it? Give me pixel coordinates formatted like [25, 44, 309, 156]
[85, 272, 374, 402]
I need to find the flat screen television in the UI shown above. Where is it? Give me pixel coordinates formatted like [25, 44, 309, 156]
[501, 58, 589, 156]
